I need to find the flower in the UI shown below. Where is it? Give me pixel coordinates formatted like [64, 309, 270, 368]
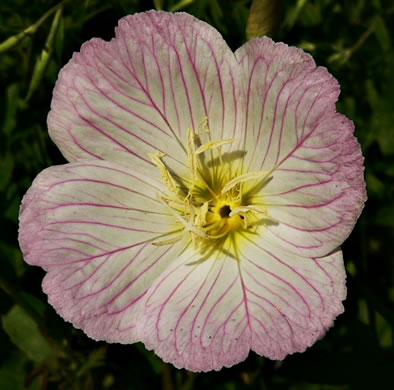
[18, 11, 366, 372]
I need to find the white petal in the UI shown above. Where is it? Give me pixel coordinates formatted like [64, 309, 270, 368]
[48, 11, 245, 178]
[19, 160, 184, 342]
[235, 37, 366, 256]
[136, 235, 346, 371]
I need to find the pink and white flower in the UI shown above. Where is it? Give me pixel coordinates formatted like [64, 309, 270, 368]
[19, 11, 366, 372]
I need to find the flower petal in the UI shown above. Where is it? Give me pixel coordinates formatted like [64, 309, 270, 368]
[19, 161, 185, 342]
[241, 238, 346, 360]
[48, 11, 244, 177]
[137, 238, 345, 372]
[235, 37, 366, 256]
[137, 246, 250, 371]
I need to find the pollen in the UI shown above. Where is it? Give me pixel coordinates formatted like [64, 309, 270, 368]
[149, 121, 271, 249]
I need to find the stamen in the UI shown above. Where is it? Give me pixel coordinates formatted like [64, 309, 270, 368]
[229, 205, 268, 217]
[160, 194, 185, 208]
[195, 201, 209, 227]
[187, 128, 198, 180]
[158, 197, 205, 238]
[152, 234, 183, 246]
[149, 152, 179, 196]
[157, 195, 189, 227]
[221, 171, 269, 194]
[195, 138, 235, 155]
[197, 116, 210, 134]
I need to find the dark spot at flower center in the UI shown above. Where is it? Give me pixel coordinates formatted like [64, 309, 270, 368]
[219, 205, 232, 218]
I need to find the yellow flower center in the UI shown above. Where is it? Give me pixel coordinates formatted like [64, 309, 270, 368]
[149, 118, 271, 250]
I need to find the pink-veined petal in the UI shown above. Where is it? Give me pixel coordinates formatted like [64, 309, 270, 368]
[137, 238, 345, 372]
[240, 237, 346, 360]
[137, 246, 250, 371]
[48, 11, 244, 177]
[235, 37, 366, 256]
[19, 160, 185, 342]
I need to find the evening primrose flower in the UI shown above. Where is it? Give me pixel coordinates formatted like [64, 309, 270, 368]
[19, 11, 366, 372]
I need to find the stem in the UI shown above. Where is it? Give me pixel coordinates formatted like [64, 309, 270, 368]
[350, 19, 376, 53]
[0, 0, 69, 54]
[25, 7, 63, 102]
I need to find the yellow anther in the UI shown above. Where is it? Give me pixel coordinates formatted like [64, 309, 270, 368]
[195, 138, 235, 155]
[149, 152, 179, 196]
[221, 171, 269, 194]
[157, 195, 208, 239]
[160, 194, 184, 206]
[229, 205, 268, 217]
[157, 195, 187, 225]
[187, 128, 198, 180]
[241, 213, 248, 229]
[197, 116, 210, 134]
[195, 201, 209, 227]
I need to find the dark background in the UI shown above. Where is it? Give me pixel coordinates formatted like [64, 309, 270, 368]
[0, 0, 393, 389]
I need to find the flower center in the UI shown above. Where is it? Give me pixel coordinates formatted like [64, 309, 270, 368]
[219, 205, 231, 218]
[149, 119, 271, 249]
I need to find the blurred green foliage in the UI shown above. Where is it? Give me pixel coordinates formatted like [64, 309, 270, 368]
[0, 0, 393, 389]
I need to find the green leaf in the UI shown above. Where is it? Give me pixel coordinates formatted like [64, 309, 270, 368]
[365, 79, 379, 109]
[375, 311, 392, 348]
[2, 83, 19, 136]
[135, 343, 162, 375]
[153, 0, 163, 10]
[75, 347, 107, 378]
[2, 305, 53, 362]
[367, 55, 394, 155]
[54, 14, 64, 61]
[0, 153, 14, 191]
[346, 261, 357, 277]
[371, 0, 381, 9]
[348, 0, 366, 22]
[365, 172, 384, 198]
[169, 0, 194, 12]
[209, 0, 227, 34]
[0, 352, 39, 390]
[375, 206, 394, 227]
[372, 102, 394, 156]
[246, 0, 283, 39]
[301, 2, 321, 27]
[284, 0, 307, 30]
[358, 299, 369, 325]
[298, 41, 316, 53]
[4, 186, 20, 221]
[373, 15, 391, 51]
